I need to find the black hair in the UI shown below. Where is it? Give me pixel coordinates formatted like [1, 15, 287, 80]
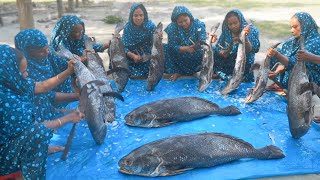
[223, 11, 239, 26]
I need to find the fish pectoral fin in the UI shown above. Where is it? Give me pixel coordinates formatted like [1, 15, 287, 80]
[102, 92, 124, 101]
[161, 168, 193, 176]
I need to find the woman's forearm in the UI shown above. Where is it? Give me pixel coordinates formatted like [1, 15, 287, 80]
[35, 69, 73, 94]
[54, 92, 79, 104]
[274, 52, 289, 67]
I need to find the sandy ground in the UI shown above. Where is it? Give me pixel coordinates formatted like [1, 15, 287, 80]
[0, 0, 320, 179]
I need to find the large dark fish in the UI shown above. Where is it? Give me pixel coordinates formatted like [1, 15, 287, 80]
[125, 97, 241, 127]
[108, 23, 130, 92]
[198, 23, 220, 92]
[85, 37, 119, 123]
[287, 36, 312, 139]
[118, 132, 285, 177]
[245, 43, 281, 104]
[221, 28, 247, 95]
[146, 22, 164, 91]
[54, 46, 107, 144]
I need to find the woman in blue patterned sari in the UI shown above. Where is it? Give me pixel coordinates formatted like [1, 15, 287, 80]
[50, 15, 110, 62]
[267, 12, 320, 120]
[122, 3, 156, 78]
[267, 12, 320, 88]
[165, 6, 206, 81]
[15, 29, 79, 122]
[0, 45, 83, 179]
[213, 9, 260, 82]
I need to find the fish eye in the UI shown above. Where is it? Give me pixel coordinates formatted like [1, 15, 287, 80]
[125, 160, 132, 166]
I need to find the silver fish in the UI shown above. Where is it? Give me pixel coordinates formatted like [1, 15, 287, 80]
[54, 46, 107, 144]
[198, 23, 220, 92]
[245, 43, 281, 103]
[221, 28, 247, 95]
[147, 22, 164, 91]
[125, 96, 241, 128]
[108, 23, 130, 92]
[118, 132, 285, 177]
[287, 36, 312, 139]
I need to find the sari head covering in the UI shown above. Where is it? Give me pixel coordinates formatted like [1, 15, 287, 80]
[164, 6, 206, 75]
[274, 12, 320, 87]
[0, 45, 36, 144]
[122, 3, 156, 76]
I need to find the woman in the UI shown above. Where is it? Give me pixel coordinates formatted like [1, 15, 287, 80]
[122, 3, 156, 78]
[267, 12, 320, 89]
[0, 45, 84, 179]
[50, 15, 110, 62]
[15, 29, 79, 122]
[213, 9, 260, 82]
[165, 6, 206, 81]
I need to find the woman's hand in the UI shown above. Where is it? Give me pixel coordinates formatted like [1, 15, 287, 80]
[67, 60, 76, 74]
[243, 25, 251, 36]
[181, 46, 195, 54]
[267, 48, 278, 57]
[297, 50, 311, 62]
[209, 33, 218, 43]
[268, 65, 285, 79]
[68, 110, 85, 124]
[132, 54, 142, 63]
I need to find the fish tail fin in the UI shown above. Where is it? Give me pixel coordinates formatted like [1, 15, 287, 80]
[256, 145, 285, 160]
[215, 105, 241, 116]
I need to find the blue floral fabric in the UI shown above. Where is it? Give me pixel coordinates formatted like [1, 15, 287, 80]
[122, 3, 156, 77]
[0, 45, 53, 179]
[50, 15, 104, 57]
[15, 29, 71, 122]
[214, 9, 260, 82]
[164, 6, 206, 75]
[271, 12, 320, 88]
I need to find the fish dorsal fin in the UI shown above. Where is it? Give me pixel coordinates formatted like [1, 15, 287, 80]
[203, 132, 254, 148]
[189, 97, 218, 107]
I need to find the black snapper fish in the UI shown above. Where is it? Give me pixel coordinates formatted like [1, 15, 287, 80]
[198, 23, 220, 92]
[245, 43, 281, 104]
[118, 132, 285, 177]
[221, 28, 247, 95]
[146, 22, 164, 91]
[108, 23, 130, 92]
[125, 96, 241, 127]
[287, 36, 312, 139]
[54, 45, 107, 145]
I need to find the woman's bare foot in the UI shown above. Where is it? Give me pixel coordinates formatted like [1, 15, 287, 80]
[170, 73, 181, 81]
[48, 145, 65, 154]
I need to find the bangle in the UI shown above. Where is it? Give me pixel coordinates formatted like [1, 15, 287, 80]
[57, 118, 62, 126]
[56, 74, 60, 81]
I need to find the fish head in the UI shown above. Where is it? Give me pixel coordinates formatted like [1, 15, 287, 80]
[244, 88, 256, 104]
[125, 108, 156, 127]
[118, 151, 162, 176]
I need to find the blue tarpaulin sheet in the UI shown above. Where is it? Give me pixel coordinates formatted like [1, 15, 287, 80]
[47, 79, 320, 179]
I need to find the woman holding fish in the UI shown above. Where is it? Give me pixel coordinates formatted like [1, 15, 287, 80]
[267, 12, 320, 89]
[50, 15, 110, 62]
[165, 6, 206, 81]
[122, 3, 156, 78]
[267, 12, 320, 122]
[15, 29, 80, 122]
[212, 9, 260, 82]
[0, 45, 84, 179]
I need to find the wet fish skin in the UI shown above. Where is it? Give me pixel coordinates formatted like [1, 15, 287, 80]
[85, 37, 117, 123]
[108, 23, 130, 92]
[287, 36, 312, 139]
[245, 43, 281, 104]
[221, 29, 247, 95]
[147, 22, 164, 91]
[118, 132, 285, 177]
[198, 23, 220, 92]
[125, 97, 241, 128]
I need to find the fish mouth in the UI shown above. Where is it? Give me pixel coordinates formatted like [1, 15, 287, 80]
[119, 167, 134, 175]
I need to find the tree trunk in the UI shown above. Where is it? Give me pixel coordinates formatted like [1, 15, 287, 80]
[75, 0, 79, 8]
[57, 0, 63, 18]
[67, 0, 75, 12]
[16, 0, 34, 30]
[82, 0, 88, 5]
